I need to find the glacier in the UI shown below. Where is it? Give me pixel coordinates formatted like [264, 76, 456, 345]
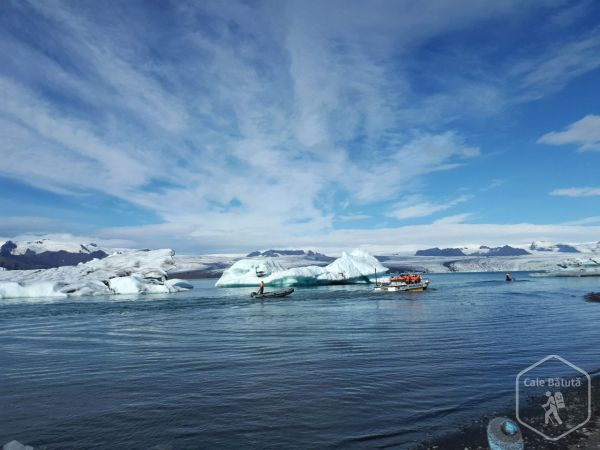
[530, 256, 600, 277]
[0, 249, 193, 299]
[215, 249, 387, 287]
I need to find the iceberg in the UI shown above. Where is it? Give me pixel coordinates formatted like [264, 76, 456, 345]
[0, 249, 193, 299]
[215, 249, 387, 287]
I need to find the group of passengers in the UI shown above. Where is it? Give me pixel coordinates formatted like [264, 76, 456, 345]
[391, 274, 422, 284]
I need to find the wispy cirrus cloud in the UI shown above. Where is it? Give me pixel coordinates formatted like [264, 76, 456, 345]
[563, 216, 600, 226]
[550, 187, 600, 197]
[388, 195, 471, 221]
[514, 29, 600, 100]
[538, 115, 600, 151]
[337, 214, 371, 222]
[433, 213, 474, 225]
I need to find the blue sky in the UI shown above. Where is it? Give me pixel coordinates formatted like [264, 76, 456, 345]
[1, 0, 600, 253]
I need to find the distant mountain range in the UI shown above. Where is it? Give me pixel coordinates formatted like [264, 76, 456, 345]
[528, 242, 579, 253]
[0, 239, 108, 270]
[413, 242, 600, 258]
[415, 247, 467, 257]
[246, 249, 334, 261]
[415, 245, 530, 257]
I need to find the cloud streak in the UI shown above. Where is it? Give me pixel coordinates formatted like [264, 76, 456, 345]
[388, 195, 471, 220]
[538, 115, 600, 151]
[550, 187, 600, 197]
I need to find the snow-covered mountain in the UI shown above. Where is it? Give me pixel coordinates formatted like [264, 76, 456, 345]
[414, 245, 530, 257]
[529, 241, 600, 254]
[0, 238, 109, 270]
[2, 238, 107, 255]
[246, 249, 334, 261]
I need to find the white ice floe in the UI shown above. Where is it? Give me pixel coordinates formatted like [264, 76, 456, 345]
[0, 249, 193, 299]
[3, 440, 34, 450]
[216, 249, 387, 287]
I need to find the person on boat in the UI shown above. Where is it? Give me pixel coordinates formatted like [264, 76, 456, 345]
[258, 280, 265, 295]
[505, 273, 512, 282]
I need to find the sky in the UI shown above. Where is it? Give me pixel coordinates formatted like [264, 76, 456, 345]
[1, 0, 600, 254]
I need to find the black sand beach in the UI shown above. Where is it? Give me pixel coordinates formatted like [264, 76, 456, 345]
[416, 375, 599, 450]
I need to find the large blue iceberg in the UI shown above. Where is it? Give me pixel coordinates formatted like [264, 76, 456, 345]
[215, 249, 388, 287]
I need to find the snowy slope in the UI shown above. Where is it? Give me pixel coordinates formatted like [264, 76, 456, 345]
[0, 237, 110, 270]
[0, 249, 193, 299]
[6, 238, 107, 255]
[215, 249, 387, 287]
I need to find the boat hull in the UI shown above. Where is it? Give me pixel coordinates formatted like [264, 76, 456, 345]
[251, 288, 295, 298]
[374, 280, 429, 292]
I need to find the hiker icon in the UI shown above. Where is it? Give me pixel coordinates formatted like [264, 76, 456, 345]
[543, 391, 565, 426]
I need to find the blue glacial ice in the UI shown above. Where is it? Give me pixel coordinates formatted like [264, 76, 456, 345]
[215, 249, 388, 287]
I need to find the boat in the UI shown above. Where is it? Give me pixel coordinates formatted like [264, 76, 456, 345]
[374, 273, 429, 292]
[250, 288, 294, 299]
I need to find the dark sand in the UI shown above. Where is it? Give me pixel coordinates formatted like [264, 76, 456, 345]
[415, 376, 599, 450]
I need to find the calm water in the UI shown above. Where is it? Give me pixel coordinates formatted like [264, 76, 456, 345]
[1, 273, 599, 449]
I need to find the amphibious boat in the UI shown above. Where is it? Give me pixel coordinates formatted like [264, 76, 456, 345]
[374, 273, 429, 292]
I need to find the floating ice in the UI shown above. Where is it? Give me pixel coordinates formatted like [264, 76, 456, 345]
[215, 249, 387, 287]
[0, 249, 193, 299]
[3, 440, 34, 450]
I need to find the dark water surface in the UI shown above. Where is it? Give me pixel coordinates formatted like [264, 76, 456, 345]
[1, 273, 599, 449]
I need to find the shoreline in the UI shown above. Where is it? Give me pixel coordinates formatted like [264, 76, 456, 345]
[415, 375, 600, 449]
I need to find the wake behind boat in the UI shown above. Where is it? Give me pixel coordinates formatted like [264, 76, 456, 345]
[374, 274, 429, 292]
[251, 288, 295, 299]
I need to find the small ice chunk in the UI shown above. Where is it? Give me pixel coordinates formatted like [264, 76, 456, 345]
[109, 276, 146, 294]
[3, 440, 34, 450]
[165, 279, 194, 290]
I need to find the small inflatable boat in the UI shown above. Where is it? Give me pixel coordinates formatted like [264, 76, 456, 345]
[251, 288, 294, 299]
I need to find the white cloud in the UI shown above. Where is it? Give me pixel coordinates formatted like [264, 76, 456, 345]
[337, 214, 371, 222]
[433, 213, 474, 224]
[98, 220, 600, 255]
[563, 216, 600, 225]
[2, 1, 599, 253]
[538, 115, 600, 151]
[388, 195, 471, 220]
[550, 187, 600, 197]
[514, 30, 600, 100]
[0, 217, 65, 237]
